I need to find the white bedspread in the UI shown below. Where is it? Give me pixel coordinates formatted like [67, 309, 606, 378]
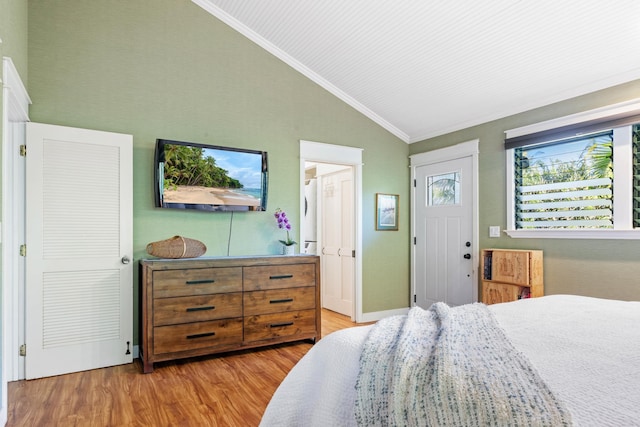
[260, 295, 640, 426]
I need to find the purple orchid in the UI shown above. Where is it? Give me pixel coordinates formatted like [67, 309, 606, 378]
[274, 208, 296, 246]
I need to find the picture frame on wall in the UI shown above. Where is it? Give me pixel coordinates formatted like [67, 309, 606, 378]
[375, 193, 399, 231]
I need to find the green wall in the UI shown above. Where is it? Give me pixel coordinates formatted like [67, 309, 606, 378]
[27, 0, 411, 331]
[410, 80, 640, 301]
[0, 0, 28, 77]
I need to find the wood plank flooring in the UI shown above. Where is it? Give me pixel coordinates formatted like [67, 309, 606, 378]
[6, 309, 368, 427]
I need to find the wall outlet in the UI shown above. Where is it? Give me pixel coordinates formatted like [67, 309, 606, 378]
[489, 226, 501, 237]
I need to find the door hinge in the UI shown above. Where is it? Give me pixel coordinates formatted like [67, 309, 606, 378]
[19, 244, 26, 256]
[413, 237, 416, 245]
[20, 145, 26, 157]
[413, 295, 417, 303]
[413, 179, 416, 187]
[19, 344, 26, 357]
[352, 250, 356, 258]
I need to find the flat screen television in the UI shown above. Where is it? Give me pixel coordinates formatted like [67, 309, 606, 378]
[154, 139, 268, 212]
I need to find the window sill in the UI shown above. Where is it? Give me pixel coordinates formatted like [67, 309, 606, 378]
[504, 229, 640, 239]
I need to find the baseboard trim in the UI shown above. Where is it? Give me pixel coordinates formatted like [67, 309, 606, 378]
[359, 306, 410, 323]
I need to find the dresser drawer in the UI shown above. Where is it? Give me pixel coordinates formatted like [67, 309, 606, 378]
[243, 264, 315, 291]
[244, 287, 315, 316]
[153, 267, 242, 298]
[154, 293, 242, 326]
[244, 309, 316, 342]
[154, 318, 243, 354]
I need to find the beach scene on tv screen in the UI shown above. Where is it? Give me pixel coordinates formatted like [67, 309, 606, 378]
[162, 145, 262, 208]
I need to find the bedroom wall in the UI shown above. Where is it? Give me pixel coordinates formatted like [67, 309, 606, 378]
[410, 80, 640, 301]
[26, 0, 411, 333]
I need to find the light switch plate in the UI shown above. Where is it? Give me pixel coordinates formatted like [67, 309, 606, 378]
[489, 226, 501, 237]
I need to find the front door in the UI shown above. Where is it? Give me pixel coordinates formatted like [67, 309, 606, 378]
[321, 167, 354, 316]
[25, 122, 133, 379]
[414, 155, 475, 308]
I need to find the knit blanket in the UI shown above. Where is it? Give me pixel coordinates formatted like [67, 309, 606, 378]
[354, 303, 573, 426]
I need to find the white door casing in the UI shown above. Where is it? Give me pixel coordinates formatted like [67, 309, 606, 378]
[2, 56, 31, 426]
[25, 122, 133, 379]
[411, 140, 479, 309]
[300, 140, 362, 322]
[320, 167, 355, 316]
[4, 122, 26, 382]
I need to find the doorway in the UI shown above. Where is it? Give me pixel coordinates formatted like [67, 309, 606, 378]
[299, 141, 363, 322]
[410, 140, 479, 309]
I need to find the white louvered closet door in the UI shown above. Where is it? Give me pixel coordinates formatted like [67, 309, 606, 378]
[25, 123, 133, 379]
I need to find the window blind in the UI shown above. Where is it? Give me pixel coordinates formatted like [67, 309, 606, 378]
[505, 112, 640, 150]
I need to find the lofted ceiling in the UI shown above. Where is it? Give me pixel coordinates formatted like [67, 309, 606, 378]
[193, 0, 640, 143]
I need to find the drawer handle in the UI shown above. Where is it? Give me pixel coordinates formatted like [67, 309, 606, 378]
[186, 332, 216, 339]
[270, 298, 294, 304]
[185, 279, 216, 285]
[186, 305, 215, 312]
[270, 322, 294, 328]
[269, 274, 293, 280]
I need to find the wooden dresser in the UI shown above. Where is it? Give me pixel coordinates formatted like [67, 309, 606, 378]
[139, 255, 320, 373]
[480, 249, 543, 305]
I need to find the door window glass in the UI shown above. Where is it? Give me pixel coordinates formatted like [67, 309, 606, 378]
[427, 172, 460, 206]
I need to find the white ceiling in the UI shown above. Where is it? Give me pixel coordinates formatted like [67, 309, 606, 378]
[193, 0, 640, 143]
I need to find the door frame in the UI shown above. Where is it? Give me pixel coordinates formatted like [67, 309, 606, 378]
[2, 57, 31, 424]
[410, 139, 479, 306]
[300, 140, 363, 322]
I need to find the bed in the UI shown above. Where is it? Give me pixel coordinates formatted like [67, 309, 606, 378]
[260, 295, 640, 426]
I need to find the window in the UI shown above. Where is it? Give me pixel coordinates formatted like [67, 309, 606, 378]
[505, 100, 640, 239]
[514, 132, 613, 229]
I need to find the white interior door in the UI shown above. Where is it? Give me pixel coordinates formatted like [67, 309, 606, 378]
[25, 122, 133, 379]
[320, 167, 354, 316]
[414, 155, 475, 308]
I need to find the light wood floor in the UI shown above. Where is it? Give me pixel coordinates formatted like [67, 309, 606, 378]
[7, 309, 366, 427]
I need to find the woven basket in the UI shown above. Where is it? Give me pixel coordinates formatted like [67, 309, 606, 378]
[146, 236, 207, 259]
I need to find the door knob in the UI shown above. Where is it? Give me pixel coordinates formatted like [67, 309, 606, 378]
[463, 253, 471, 259]
[121, 256, 130, 264]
